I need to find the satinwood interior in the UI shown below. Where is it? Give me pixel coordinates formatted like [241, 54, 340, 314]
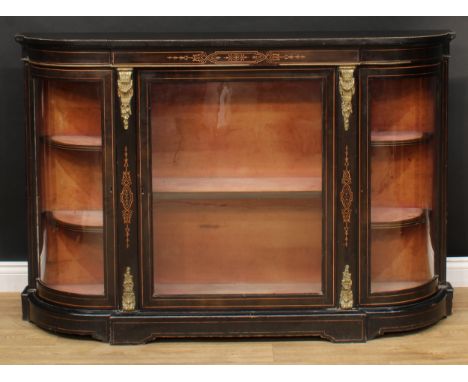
[38, 79, 105, 294]
[151, 79, 323, 181]
[40, 219, 104, 295]
[153, 196, 323, 295]
[151, 79, 324, 295]
[369, 75, 437, 293]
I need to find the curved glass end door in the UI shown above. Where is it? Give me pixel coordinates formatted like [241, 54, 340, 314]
[145, 70, 331, 302]
[35, 76, 105, 296]
[368, 68, 440, 295]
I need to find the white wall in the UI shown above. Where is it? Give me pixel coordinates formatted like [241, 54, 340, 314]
[1, 258, 467, 292]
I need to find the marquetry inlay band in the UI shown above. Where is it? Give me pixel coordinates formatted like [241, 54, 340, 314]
[340, 145, 353, 247]
[120, 146, 133, 248]
[166, 50, 307, 65]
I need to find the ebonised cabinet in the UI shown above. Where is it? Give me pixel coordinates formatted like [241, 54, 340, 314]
[17, 31, 455, 343]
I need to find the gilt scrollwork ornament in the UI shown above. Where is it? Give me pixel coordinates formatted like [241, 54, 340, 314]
[339, 66, 356, 131]
[122, 266, 135, 312]
[339, 265, 353, 310]
[117, 68, 133, 130]
[340, 145, 353, 247]
[120, 146, 133, 248]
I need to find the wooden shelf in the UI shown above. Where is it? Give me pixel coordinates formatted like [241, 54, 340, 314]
[371, 281, 426, 293]
[371, 131, 432, 147]
[154, 282, 322, 296]
[45, 283, 104, 295]
[48, 210, 103, 233]
[371, 207, 426, 229]
[153, 176, 322, 193]
[154, 191, 319, 200]
[42, 135, 102, 152]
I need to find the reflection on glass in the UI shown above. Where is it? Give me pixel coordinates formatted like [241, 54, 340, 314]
[38, 80, 104, 295]
[370, 75, 437, 293]
[151, 79, 324, 295]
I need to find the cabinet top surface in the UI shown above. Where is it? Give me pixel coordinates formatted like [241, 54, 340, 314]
[16, 30, 455, 49]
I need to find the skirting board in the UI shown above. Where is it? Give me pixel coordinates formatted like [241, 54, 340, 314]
[0, 259, 468, 292]
[447, 257, 468, 288]
[0, 262, 29, 292]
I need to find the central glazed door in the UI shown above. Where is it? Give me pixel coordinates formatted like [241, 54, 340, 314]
[138, 69, 335, 309]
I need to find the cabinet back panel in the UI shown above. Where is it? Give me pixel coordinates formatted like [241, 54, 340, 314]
[369, 76, 437, 133]
[371, 223, 433, 288]
[153, 197, 322, 295]
[40, 148, 103, 211]
[40, 221, 104, 294]
[371, 143, 434, 209]
[44, 80, 102, 137]
[151, 79, 323, 180]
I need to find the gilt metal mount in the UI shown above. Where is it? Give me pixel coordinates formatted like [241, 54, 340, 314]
[117, 68, 134, 130]
[339, 66, 356, 131]
[122, 266, 135, 311]
[340, 265, 354, 310]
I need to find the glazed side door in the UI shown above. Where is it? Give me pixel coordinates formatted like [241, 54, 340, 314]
[137, 68, 336, 310]
[27, 66, 116, 308]
[359, 63, 444, 306]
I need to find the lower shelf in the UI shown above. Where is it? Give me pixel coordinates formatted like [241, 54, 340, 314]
[371, 281, 425, 294]
[49, 210, 103, 232]
[153, 176, 322, 193]
[370, 131, 432, 147]
[43, 283, 104, 296]
[154, 282, 322, 296]
[44, 135, 102, 151]
[371, 207, 425, 228]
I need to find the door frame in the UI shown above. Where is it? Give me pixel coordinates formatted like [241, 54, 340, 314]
[137, 67, 336, 310]
[358, 63, 444, 306]
[28, 65, 117, 308]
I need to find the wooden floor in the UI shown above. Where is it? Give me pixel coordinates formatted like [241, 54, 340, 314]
[1, 290, 468, 364]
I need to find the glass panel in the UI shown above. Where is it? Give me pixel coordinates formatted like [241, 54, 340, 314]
[369, 75, 438, 293]
[37, 79, 104, 295]
[151, 78, 324, 295]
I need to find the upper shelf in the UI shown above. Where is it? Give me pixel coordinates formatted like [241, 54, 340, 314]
[371, 131, 432, 147]
[153, 177, 322, 194]
[48, 210, 103, 233]
[371, 207, 425, 229]
[42, 135, 102, 152]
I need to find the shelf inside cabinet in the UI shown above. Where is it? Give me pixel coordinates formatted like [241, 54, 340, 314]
[371, 207, 425, 229]
[371, 281, 424, 293]
[154, 191, 319, 200]
[44, 283, 104, 295]
[153, 176, 322, 194]
[42, 135, 102, 152]
[154, 282, 322, 296]
[370, 131, 432, 147]
[48, 210, 103, 233]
